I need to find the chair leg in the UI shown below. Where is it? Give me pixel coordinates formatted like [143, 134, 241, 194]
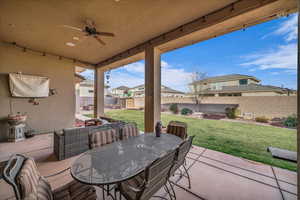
[182, 164, 191, 189]
[163, 185, 173, 200]
[102, 186, 106, 200]
[168, 180, 176, 200]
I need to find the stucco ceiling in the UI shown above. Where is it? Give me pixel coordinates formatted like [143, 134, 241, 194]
[0, 0, 239, 64]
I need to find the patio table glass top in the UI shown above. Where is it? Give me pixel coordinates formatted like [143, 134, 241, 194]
[70, 133, 182, 185]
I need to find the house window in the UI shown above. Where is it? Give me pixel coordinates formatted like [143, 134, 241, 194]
[210, 82, 225, 90]
[239, 79, 248, 85]
[219, 93, 241, 97]
[88, 90, 94, 93]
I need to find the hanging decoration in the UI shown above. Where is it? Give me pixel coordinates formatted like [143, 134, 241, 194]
[105, 70, 111, 88]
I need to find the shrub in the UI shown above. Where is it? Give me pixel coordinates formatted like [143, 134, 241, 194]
[255, 116, 269, 123]
[284, 114, 298, 128]
[181, 108, 193, 115]
[169, 103, 179, 114]
[225, 107, 237, 119]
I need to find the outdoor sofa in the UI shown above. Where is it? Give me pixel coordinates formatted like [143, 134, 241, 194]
[54, 119, 139, 160]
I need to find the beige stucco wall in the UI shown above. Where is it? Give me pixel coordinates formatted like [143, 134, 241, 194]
[0, 44, 76, 141]
[133, 97, 195, 108]
[131, 96, 296, 118]
[201, 96, 297, 118]
[241, 91, 280, 96]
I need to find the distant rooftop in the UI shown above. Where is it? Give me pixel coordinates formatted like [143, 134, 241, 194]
[193, 74, 260, 84]
[116, 84, 185, 94]
[113, 86, 130, 90]
[201, 83, 294, 94]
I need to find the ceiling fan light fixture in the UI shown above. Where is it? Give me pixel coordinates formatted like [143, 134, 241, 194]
[73, 36, 80, 41]
[66, 42, 76, 47]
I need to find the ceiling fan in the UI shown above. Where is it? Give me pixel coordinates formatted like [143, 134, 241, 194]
[62, 19, 115, 46]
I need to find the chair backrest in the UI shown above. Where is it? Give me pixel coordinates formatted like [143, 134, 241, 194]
[138, 150, 177, 200]
[3, 154, 53, 200]
[89, 125, 118, 149]
[121, 122, 139, 140]
[176, 136, 195, 166]
[167, 121, 187, 140]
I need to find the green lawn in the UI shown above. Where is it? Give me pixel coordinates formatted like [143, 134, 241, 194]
[104, 109, 297, 171]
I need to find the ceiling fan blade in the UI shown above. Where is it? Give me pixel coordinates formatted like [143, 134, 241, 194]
[61, 25, 84, 32]
[94, 36, 106, 45]
[97, 32, 115, 37]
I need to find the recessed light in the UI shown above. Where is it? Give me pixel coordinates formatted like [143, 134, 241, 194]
[73, 36, 80, 41]
[66, 42, 76, 47]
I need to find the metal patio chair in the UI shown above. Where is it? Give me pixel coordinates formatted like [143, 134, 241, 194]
[166, 121, 188, 140]
[3, 154, 97, 200]
[117, 149, 177, 200]
[171, 135, 195, 189]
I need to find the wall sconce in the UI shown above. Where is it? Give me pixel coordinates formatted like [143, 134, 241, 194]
[49, 88, 58, 96]
[28, 98, 39, 105]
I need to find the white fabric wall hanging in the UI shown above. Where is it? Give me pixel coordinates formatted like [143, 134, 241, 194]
[9, 73, 50, 97]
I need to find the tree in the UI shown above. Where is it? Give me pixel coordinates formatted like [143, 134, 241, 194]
[189, 72, 207, 104]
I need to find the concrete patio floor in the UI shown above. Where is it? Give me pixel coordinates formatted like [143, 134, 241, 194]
[0, 134, 297, 200]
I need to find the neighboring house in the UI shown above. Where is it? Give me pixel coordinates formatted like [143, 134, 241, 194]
[129, 84, 185, 97]
[111, 86, 130, 97]
[79, 80, 109, 108]
[75, 73, 86, 114]
[190, 74, 295, 97]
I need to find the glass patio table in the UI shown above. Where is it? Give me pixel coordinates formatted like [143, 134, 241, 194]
[70, 133, 182, 186]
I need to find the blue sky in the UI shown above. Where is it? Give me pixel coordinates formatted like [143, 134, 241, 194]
[81, 14, 297, 92]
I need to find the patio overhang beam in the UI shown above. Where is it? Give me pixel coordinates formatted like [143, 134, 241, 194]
[0, 41, 96, 70]
[96, 0, 280, 68]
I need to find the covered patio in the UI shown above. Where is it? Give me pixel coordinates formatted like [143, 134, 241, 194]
[0, 133, 297, 199]
[0, 0, 298, 199]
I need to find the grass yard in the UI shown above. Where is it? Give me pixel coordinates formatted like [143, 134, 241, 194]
[105, 109, 297, 171]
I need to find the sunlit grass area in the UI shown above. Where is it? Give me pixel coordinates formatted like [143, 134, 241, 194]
[104, 109, 297, 171]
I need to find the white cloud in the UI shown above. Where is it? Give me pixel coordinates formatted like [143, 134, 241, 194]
[161, 65, 192, 92]
[109, 71, 144, 88]
[274, 14, 298, 42]
[284, 69, 297, 74]
[80, 69, 94, 80]
[161, 60, 170, 68]
[110, 60, 193, 92]
[241, 43, 297, 72]
[270, 72, 279, 75]
[123, 62, 144, 73]
[80, 60, 193, 92]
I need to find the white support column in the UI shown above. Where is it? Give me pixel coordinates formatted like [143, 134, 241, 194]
[94, 68, 105, 118]
[144, 46, 161, 132]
